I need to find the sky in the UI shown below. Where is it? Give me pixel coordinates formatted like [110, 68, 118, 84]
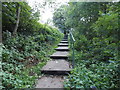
[27, 0, 69, 26]
[26, 0, 119, 26]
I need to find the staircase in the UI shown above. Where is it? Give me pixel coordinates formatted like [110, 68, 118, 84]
[41, 38, 71, 75]
[35, 37, 72, 88]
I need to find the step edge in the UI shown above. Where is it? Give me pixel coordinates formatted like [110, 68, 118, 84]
[41, 69, 72, 71]
[50, 55, 68, 56]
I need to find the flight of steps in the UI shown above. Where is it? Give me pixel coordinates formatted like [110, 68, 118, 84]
[36, 37, 72, 88]
[41, 38, 72, 75]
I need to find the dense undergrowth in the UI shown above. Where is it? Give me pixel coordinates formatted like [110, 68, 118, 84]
[1, 29, 63, 89]
[65, 54, 120, 89]
[53, 2, 120, 89]
[1, 2, 63, 89]
[1, 1, 120, 89]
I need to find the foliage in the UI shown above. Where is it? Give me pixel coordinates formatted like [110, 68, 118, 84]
[64, 60, 120, 89]
[2, 2, 63, 89]
[53, 2, 120, 89]
[2, 2, 40, 34]
[1, 29, 63, 89]
[53, 5, 69, 33]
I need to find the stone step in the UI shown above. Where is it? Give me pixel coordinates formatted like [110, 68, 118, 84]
[60, 41, 68, 43]
[41, 60, 72, 75]
[58, 43, 68, 46]
[50, 51, 69, 59]
[63, 37, 68, 40]
[62, 39, 68, 41]
[36, 76, 64, 88]
[41, 70, 71, 75]
[55, 47, 69, 51]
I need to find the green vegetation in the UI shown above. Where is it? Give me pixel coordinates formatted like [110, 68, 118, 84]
[64, 59, 119, 89]
[53, 2, 120, 89]
[1, 1, 120, 89]
[1, 2, 63, 89]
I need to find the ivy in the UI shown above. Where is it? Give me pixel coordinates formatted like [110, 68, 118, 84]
[53, 2, 120, 89]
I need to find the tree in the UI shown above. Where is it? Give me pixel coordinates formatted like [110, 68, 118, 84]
[53, 5, 68, 33]
[13, 3, 21, 35]
[2, 2, 40, 35]
[0, 1, 2, 43]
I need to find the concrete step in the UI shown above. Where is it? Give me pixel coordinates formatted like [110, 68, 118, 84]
[62, 39, 68, 41]
[60, 41, 68, 43]
[63, 37, 68, 40]
[50, 51, 69, 59]
[58, 43, 68, 46]
[55, 47, 69, 51]
[41, 70, 71, 75]
[36, 76, 64, 88]
[41, 60, 72, 75]
[55, 46, 69, 51]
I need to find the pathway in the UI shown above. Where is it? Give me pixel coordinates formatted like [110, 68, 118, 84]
[35, 37, 72, 88]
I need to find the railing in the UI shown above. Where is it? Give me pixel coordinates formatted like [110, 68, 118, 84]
[69, 30, 75, 68]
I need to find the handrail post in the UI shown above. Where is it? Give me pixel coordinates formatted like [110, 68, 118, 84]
[72, 41, 75, 68]
[69, 30, 75, 68]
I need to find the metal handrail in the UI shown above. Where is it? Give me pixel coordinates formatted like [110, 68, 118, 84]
[69, 30, 75, 68]
[70, 31, 75, 42]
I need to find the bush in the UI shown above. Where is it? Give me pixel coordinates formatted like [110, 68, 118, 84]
[1, 29, 63, 89]
[64, 60, 120, 89]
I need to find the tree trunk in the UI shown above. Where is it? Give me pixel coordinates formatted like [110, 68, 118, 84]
[0, 2, 2, 43]
[13, 3, 21, 35]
